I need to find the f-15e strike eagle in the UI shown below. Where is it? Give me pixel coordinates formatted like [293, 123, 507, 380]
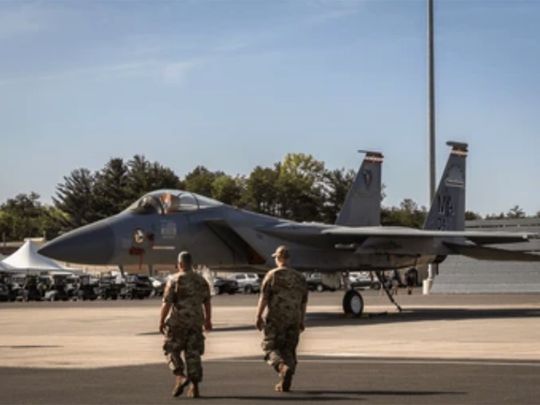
[40, 142, 539, 315]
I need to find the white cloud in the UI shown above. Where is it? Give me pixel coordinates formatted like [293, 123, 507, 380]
[0, 58, 202, 87]
[161, 60, 200, 86]
[306, 0, 366, 26]
[214, 37, 251, 53]
[0, 4, 49, 39]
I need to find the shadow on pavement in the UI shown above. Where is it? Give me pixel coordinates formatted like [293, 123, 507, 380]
[137, 308, 540, 335]
[306, 307, 540, 327]
[202, 389, 461, 402]
[201, 395, 358, 401]
[1, 359, 537, 405]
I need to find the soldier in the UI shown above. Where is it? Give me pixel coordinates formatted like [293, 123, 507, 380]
[159, 251, 212, 398]
[255, 245, 308, 392]
[23, 275, 41, 302]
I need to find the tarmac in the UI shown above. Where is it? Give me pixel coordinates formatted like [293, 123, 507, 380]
[1, 290, 540, 404]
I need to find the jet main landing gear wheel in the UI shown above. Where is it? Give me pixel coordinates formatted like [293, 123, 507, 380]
[342, 290, 364, 317]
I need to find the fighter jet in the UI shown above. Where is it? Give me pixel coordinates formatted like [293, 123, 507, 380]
[39, 141, 539, 315]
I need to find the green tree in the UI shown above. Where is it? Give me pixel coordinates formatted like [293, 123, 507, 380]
[126, 155, 151, 199]
[94, 158, 130, 217]
[184, 166, 221, 197]
[244, 166, 279, 215]
[320, 168, 355, 223]
[276, 154, 325, 221]
[211, 174, 245, 206]
[147, 162, 182, 191]
[381, 198, 427, 228]
[39, 206, 68, 240]
[465, 211, 482, 221]
[125, 155, 181, 200]
[485, 212, 506, 220]
[54, 168, 99, 229]
[0, 193, 64, 241]
[506, 205, 526, 219]
[0, 193, 43, 240]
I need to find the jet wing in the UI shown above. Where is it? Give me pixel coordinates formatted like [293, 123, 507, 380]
[260, 224, 537, 255]
[444, 242, 540, 262]
[324, 227, 535, 245]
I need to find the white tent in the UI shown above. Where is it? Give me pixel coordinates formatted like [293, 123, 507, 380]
[0, 260, 14, 271]
[1, 240, 73, 273]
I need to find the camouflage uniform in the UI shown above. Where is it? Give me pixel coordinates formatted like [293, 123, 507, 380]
[163, 270, 210, 383]
[261, 267, 308, 374]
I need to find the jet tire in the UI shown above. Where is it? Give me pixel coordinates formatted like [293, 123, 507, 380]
[342, 290, 364, 317]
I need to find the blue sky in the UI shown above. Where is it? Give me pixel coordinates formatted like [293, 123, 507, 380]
[0, 0, 538, 216]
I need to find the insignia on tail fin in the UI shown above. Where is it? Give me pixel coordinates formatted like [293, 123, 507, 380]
[336, 151, 383, 227]
[424, 141, 468, 231]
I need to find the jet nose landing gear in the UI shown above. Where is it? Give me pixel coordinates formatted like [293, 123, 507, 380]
[343, 289, 364, 317]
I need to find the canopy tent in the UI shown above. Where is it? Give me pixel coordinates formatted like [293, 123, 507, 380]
[1, 240, 76, 274]
[0, 260, 14, 271]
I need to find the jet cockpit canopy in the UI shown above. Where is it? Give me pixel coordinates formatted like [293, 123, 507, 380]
[126, 190, 223, 215]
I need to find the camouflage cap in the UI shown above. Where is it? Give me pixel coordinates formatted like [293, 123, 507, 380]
[271, 245, 290, 259]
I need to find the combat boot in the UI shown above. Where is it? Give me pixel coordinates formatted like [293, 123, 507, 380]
[187, 382, 200, 398]
[275, 363, 293, 392]
[172, 376, 190, 397]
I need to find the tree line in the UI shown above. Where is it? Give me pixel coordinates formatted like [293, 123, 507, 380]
[0, 154, 537, 241]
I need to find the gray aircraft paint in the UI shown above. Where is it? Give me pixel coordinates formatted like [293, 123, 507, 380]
[39, 142, 540, 273]
[424, 141, 468, 232]
[335, 151, 383, 227]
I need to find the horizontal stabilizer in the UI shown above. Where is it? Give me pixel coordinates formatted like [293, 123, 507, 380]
[444, 242, 540, 262]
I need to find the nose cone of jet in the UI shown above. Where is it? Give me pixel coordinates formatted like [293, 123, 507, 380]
[39, 220, 115, 265]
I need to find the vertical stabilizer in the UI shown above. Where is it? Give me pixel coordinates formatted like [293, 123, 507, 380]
[336, 151, 383, 227]
[424, 141, 468, 231]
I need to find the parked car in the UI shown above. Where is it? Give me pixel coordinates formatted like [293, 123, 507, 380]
[98, 276, 124, 300]
[121, 275, 153, 299]
[0, 273, 16, 301]
[76, 275, 99, 301]
[43, 275, 77, 301]
[349, 272, 381, 290]
[229, 273, 260, 294]
[213, 277, 238, 295]
[0, 282, 9, 302]
[149, 276, 165, 297]
[22, 275, 44, 301]
[6, 275, 25, 301]
[305, 272, 337, 292]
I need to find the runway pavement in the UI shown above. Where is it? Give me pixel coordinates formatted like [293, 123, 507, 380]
[1, 291, 540, 404]
[1, 357, 540, 404]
